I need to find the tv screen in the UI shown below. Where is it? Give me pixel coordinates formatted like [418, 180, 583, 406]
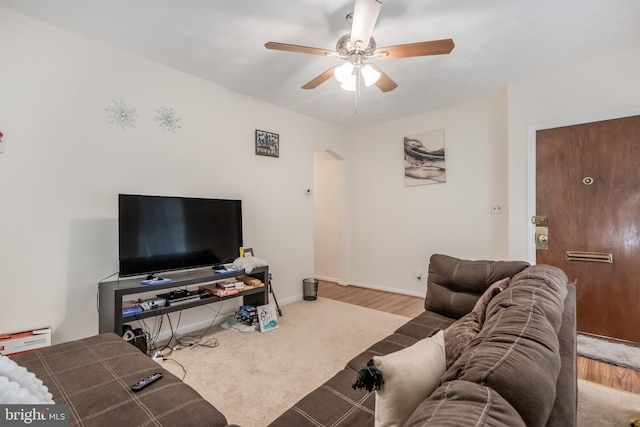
[118, 194, 243, 277]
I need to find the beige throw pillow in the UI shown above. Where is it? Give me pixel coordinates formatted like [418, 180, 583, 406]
[372, 330, 446, 427]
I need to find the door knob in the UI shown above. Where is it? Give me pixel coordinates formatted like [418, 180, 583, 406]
[533, 216, 549, 250]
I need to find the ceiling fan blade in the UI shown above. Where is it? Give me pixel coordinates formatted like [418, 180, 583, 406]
[375, 39, 455, 60]
[302, 66, 340, 90]
[350, 0, 382, 50]
[368, 63, 397, 92]
[265, 42, 335, 56]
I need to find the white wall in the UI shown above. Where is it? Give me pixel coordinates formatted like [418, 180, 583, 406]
[0, 8, 347, 343]
[345, 91, 510, 296]
[507, 47, 640, 262]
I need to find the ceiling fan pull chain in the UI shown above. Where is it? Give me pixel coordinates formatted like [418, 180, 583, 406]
[354, 87, 358, 113]
[354, 67, 360, 113]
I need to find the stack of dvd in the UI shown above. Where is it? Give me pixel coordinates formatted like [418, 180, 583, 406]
[122, 300, 143, 316]
[236, 305, 258, 326]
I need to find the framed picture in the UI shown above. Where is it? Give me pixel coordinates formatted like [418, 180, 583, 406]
[242, 247, 254, 258]
[404, 129, 446, 186]
[255, 130, 279, 158]
[257, 304, 279, 332]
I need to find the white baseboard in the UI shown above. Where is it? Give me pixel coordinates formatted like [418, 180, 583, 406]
[347, 281, 424, 298]
[314, 275, 340, 283]
[315, 276, 424, 298]
[277, 295, 302, 305]
[313, 275, 349, 287]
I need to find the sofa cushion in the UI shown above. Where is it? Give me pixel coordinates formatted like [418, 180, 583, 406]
[425, 254, 529, 319]
[403, 380, 526, 427]
[268, 369, 374, 426]
[441, 264, 568, 427]
[443, 277, 509, 368]
[346, 332, 420, 372]
[392, 310, 455, 340]
[371, 330, 446, 427]
[346, 311, 454, 371]
[346, 310, 455, 372]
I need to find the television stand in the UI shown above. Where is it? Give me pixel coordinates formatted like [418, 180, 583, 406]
[98, 266, 269, 335]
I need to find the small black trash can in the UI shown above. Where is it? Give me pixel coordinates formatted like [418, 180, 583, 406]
[303, 278, 319, 301]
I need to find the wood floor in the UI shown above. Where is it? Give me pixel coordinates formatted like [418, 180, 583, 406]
[317, 280, 640, 394]
[318, 280, 425, 318]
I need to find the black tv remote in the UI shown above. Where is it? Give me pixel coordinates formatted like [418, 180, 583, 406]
[131, 372, 162, 392]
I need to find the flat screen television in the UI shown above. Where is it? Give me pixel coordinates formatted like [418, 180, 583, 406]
[118, 194, 243, 277]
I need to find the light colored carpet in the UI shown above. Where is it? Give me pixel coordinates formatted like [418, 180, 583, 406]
[162, 298, 640, 427]
[578, 333, 640, 370]
[162, 298, 408, 427]
[578, 379, 640, 426]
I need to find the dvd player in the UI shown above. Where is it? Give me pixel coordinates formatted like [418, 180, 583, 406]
[156, 290, 201, 306]
[165, 295, 200, 306]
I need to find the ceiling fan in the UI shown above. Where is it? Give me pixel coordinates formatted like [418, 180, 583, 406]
[265, 0, 454, 94]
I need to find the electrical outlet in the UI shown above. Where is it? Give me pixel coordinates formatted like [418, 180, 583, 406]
[491, 203, 503, 214]
[416, 270, 423, 281]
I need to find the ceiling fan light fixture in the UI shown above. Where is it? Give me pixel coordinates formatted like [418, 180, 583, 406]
[265, 0, 454, 98]
[340, 78, 357, 92]
[361, 64, 381, 86]
[334, 62, 354, 83]
[334, 61, 378, 91]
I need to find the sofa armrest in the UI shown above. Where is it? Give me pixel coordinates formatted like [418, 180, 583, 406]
[546, 281, 577, 427]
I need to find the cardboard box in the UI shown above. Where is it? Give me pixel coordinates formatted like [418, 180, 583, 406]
[0, 327, 51, 356]
[237, 276, 263, 288]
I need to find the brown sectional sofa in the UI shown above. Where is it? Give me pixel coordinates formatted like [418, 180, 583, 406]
[269, 254, 576, 426]
[9, 254, 575, 426]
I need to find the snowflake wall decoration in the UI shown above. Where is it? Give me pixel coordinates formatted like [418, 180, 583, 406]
[154, 106, 181, 133]
[105, 99, 138, 129]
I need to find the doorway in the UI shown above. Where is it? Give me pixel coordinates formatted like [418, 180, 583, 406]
[533, 114, 640, 342]
[313, 150, 347, 284]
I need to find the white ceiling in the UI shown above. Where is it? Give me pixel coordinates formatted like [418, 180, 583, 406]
[2, 0, 640, 129]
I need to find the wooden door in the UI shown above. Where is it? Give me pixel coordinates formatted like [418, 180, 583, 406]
[536, 115, 640, 343]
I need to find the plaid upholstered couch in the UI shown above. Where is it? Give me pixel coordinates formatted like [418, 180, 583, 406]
[11, 333, 236, 427]
[269, 254, 577, 427]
